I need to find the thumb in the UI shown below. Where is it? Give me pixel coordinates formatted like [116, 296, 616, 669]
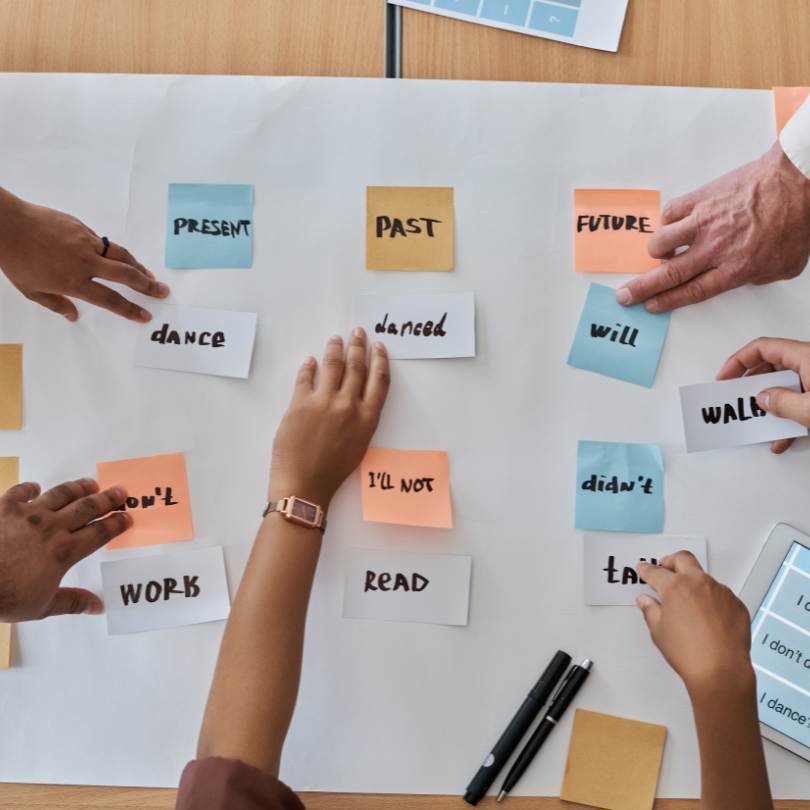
[42, 588, 103, 618]
[757, 387, 810, 427]
[636, 593, 662, 632]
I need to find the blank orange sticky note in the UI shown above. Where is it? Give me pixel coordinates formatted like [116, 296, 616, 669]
[0, 457, 19, 494]
[361, 448, 453, 529]
[774, 87, 810, 134]
[574, 189, 660, 274]
[96, 452, 194, 550]
[0, 623, 11, 670]
[0, 344, 22, 430]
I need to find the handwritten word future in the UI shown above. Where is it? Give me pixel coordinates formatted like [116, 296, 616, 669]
[576, 214, 653, 233]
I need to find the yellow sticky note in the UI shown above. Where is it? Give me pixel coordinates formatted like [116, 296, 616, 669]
[0, 344, 22, 430]
[773, 86, 810, 134]
[0, 623, 11, 669]
[96, 452, 194, 550]
[361, 448, 453, 529]
[574, 189, 660, 275]
[366, 186, 454, 271]
[561, 709, 667, 810]
[0, 457, 19, 494]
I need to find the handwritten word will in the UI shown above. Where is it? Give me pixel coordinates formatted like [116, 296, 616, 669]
[581, 474, 655, 495]
[368, 472, 435, 493]
[590, 322, 638, 347]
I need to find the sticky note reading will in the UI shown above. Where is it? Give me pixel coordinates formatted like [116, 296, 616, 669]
[680, 370, 808, 453]
[568, 283, 670, 388]
[166, 183, 253, 269]
[343, 548, 471, 626]
[366, 186, 454, 271]
[353, 292, 475, 359]
[561, 709, 667, 810]
[101, 545, 230, 635]
[576, 441, 664, 534]
[0, 457, 19, 494]
[774, 87, 810, 134]
[96, 452, 194, 550]
[134, 304, 257, 379]
[574, 189, 660, 274]
[361, 448, 453, 529]
[0, 344, 22, 430]
[584, 535, 707, 605]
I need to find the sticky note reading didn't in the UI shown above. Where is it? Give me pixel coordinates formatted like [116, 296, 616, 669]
[561, 709, 667, 810]
[774, 87, 810, 134]
[0, 345, 22, 430]
[574, 189, 660, 274]
[96, 452, 193, 549]
[0, 457, 19, 494]
[361, 448, 453, 529]
[366, 186, 454, 271]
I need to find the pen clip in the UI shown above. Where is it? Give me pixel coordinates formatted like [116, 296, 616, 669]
[548, 665, 575, 705]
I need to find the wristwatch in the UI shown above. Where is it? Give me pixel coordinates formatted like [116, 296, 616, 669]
[263, 496, 327, 533]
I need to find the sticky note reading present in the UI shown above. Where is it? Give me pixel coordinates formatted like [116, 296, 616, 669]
[366, 186, 454, 271]
[568, 283, 670, 388]
[576, 441, 664, 534]
[561, 709, 667, 810]
[96, 452, 193, 549]
[0, 345, 22, 430]
[166, 183, 253, 269]
[774, 87, 810, 134]
[361, 448, 453, 529]
[574, 189, 660, 274]
[0, 457, 19, 494]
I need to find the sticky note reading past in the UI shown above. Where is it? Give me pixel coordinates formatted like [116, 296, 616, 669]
[366, 186, 454, 271]
[576, 441, 664, 534]
[361, 448, 453, 529]
[574, 189, 660, 274]
[96, 452, 194, 549]
[568, 283, 670, 388]
[0, 457, 19, 494]
[774, 87, 810, 134]
[0, 344, 22, 430]
[166, 183, 253, 269]
[561, 709, 667, 810]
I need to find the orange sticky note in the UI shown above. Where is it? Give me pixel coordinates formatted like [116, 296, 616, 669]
[96, 452, 194, 550]
[0, 344, 22, 430]
[361, 448, 453, 529]
[0, 623, 11, 670]
[574, 189, 660, 274]
[366, 186, 454, 271]
[773, 86, 810, 134]
[0, 457, 19, 494]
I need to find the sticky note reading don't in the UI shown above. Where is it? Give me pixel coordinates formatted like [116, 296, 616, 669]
[361, 448, 453, 529]
[773, 87, 810, 134]
[96, 452, 194, 549]
[0, 345, 22, 430]
[574, 189, 660, 274]
[366, 186, 454, 271]
[166, 183, 253, 269]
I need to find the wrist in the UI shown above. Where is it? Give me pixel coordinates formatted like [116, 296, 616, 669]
[771, 141, 810, 198]
[686, 660, 757, 707]
[267, 478, 333, 513]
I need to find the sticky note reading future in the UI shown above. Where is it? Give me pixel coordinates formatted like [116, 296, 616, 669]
[353, 291, 475, 359]
[0, 457, 19, 494]
[576, 441, 664, 534]
[680, 370, 808, 453]
[101, 545, 230, 635]
[584, 535, 707, 605]
[166, 183, 253, 269]
[96, 452, 193, 549]
[774, 87, 810, 134]
[568, 283, 670, 388]
[361, 448, 453, 529]
[343, 548, 471, 626]
[574, 189, 660, 274]
[561, 709, 667, 810]
[366, 186, 454, 271]
[0, 344, 22, 430]
[134, 304, 257, 379]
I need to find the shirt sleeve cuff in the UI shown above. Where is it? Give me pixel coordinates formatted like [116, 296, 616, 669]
[780, 96, 810, 180]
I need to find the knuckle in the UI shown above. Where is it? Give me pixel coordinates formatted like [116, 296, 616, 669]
[66, 591, 85, 614]
[346, 358, 366, 373]
[683, 278, 707, 305]
[323, 355, 344, 369]
[662, 261, 685, 287]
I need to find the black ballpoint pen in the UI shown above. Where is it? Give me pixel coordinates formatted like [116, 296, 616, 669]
[496, 658, 593, 803]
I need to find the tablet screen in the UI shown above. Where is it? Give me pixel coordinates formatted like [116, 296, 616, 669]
[750, 541, 810, 748]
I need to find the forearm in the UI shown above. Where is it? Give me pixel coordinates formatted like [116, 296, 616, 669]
[0, 187, 22, 258]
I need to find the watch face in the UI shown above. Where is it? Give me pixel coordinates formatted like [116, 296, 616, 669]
[291, 498, 318, 523]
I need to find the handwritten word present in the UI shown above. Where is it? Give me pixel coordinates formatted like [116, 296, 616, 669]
[172, 217, 251, 238]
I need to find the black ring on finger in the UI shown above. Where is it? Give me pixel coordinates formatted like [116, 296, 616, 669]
[100, 236, 110, 257]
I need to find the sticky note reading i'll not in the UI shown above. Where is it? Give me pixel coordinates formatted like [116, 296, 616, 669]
[576, 441, 664, 534]
[166, 183, 253, 269]
[574, 189, 660, 274]
[568, 283, 670, 388]
[0, 345, 22, 430]
[96, 452, 193, 549]
[774, 87, 810, 134]
[366, 186, 454, 271]
[361, 448, 453, 529]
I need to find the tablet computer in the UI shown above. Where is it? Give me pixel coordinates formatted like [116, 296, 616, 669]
[740, 522, 810, 761]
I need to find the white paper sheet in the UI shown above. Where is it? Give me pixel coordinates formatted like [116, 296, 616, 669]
[679, 370, 807, 453]
[353, 291, 475, 359]
[584, 535, 708, 605]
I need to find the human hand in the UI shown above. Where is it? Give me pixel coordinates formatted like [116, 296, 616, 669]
[268, 328, 390, 509]
[0, 188, 169, 322]
[716, 336, 810, 454]
[616, 143, 810, 312]
[0, 478, 131, 622]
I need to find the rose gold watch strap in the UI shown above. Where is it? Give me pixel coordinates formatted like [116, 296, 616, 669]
[262, 499, 327, 533]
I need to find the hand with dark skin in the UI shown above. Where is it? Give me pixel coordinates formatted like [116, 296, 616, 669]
[0, 186, 170, 322]
[0, 478, 131, 622]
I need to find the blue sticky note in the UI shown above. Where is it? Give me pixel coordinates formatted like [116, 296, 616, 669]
[568, 283, 671, 388]
[528, 2, 579, 37]
[575, 441, 664, 533]
[434, 0, 480, 14]
[481, 0, 531, 25]
[166, 183, 253, 269]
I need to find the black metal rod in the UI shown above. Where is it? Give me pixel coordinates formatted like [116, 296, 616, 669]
[384, 1, 403, 78]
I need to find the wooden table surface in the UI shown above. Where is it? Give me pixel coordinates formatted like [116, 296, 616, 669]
[1, 1, 809, 807]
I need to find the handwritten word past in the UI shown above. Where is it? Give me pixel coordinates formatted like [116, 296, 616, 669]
[376, 216, 442, 238]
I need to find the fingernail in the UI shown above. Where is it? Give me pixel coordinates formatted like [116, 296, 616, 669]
[109, 486, 125, 501]
[78, 477, 96, 487]
[635, 595, 651, 609]
[616, 287, 632, 306]
[64, 312, 78, 322]
[139, 309, 152, 322]
[645, 298, 661, 313]
[85, 598, 104, 615]
[156, 283, 170, 296]
[374, 341, 387, 354]
[353, 326, 366, 339]
[757, 392, 770, 410]
[330, 334, 342, 344]
[304, 355, 316, 365]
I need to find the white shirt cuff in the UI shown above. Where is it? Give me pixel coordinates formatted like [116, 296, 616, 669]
[780, 96, 810, 180]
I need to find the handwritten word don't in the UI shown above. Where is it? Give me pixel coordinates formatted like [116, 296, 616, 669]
[581, 475, 655, 495]
[368, 472, 435, 493]
[115, 487, 179, 511]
